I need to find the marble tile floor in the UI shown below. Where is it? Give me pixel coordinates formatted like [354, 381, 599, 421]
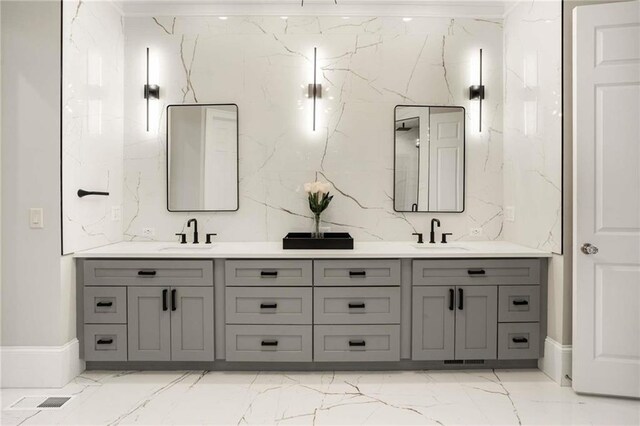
[2, 369, 639, 425]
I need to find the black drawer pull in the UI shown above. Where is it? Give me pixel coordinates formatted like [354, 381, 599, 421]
[349, 340, 366, 347]
[512, 299, 529, 306]
[512, 337, 528, 344]
[162, 289, 168, 311]
[348, 302, 366, 309]
[261, 340, 278, 347]
[260, 271, 278, 277]
[260, 303, 278, 309]
[458, 288, 464, 310]
[467, 269, 486, 276]
[138, 270, 157, 276]
[96, 301, 113, 307]
[349, 271, 366, 277]
[171, 289, 177, 311]
[96, 338, 113, 345]
[449, 289, 455, 311]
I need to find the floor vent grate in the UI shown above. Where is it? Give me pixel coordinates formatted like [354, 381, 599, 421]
[465, 359, 485, 364]
[443, 360, 464, 365]
[7, 396, 73, 410]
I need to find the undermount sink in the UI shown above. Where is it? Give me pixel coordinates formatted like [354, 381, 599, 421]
[412, 244, 468, 251]
[159, 244, 215, 251]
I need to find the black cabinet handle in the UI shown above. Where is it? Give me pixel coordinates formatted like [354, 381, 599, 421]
[77, 189, 109, 198]
[349, 271, 366, 277]
[512, 337, 528, 344]
[348, 302, 366, 309]
[162, 289, 168, 311]
[171, 289, 177, 311]
[458, 288, 464, 310]
[96, 338, 113, 345]
[467, 269, 486, 276]
[261, 340, 278, 347]
[349, 340, 366, 347]
[96, 301, 113, 307]
[260, 271, 278, 277]
[260, 303, 278, 309]
[449, 289, 454, 311]
[138, 270, 157, 276]
[512, 299, 529, 306]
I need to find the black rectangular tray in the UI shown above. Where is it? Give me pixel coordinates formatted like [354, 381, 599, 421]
[283, 232, 354, 250]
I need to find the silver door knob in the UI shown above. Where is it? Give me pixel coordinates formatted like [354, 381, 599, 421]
[581, 243, 599, 255]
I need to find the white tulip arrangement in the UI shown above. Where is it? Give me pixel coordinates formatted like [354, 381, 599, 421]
[304, 181, 333, 237]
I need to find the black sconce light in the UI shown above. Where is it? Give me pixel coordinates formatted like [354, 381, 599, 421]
[144, 47, 160, 132]
[308, 47, 322, 131]
[469, 48, 485, 132]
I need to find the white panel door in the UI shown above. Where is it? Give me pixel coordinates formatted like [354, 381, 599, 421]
[574, 0, 640, 398]
[428, 110, 464, 211]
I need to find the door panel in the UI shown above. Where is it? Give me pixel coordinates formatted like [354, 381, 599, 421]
[455, 286, 497, 360]
[128, 287, 171, 361]
[171, 287, 215, 361]
[412, 286, 455, 360]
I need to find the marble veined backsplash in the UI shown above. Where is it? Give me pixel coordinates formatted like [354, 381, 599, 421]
[122, 16, 505, 242]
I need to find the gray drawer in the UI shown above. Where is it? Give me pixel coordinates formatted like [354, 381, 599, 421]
[314, 325, 400, 362]
[499, 286, 540, 322]
[314, 260, 401, 286]
[225, 287, 312, 325]
[225, 260, 312, 286]
[498, 323, 540, 360]
[84, 287, 127, 324]
[413, 259, 540, 286]
[84, 324, 127, 361]
[225, 325, 312, 362]
[314, 287, 400, 325]
[83, 260, 213, 287]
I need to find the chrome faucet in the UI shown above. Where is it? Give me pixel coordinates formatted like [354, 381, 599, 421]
[187, 218, 199, 244]
[429, 218, 441, 244]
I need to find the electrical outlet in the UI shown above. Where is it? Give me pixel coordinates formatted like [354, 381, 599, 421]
[111, 206, 122, 221]
[142, 227, 155, 238]
[470, 227, 483, 236]
[505, 206, 515, 222]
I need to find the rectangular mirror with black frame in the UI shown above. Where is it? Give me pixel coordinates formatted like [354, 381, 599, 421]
[394, 105, 465, 213]
[167, 104, 239, 212]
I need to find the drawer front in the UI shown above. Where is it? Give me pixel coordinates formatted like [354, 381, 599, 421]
[314, 325, 400, 362]
[225, 287, 312, 325]
[84, 324, 127, 361]
[314, 260, 401, 286]
[84, 287, 127, 324]
[498, 323, 540, 360]
[499, 286, 540, 322]
[314, 287, 401, 325]
[84, 260, 213, 287]
[225, 325, 312, 362]
[413, 259, 540, 286]
[225, 260, 313, 286]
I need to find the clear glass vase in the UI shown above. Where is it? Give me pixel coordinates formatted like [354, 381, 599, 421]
[312, 213, 323, 238]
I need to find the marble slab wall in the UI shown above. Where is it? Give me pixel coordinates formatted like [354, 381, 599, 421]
[503, 0, 562, 253]
[122, 16, 504, 242]
[62, 0, 124, 253]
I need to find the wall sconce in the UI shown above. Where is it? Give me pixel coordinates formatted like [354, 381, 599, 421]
[308, 47, 322, 131]
[144, 47, 160, 132]
[469, 48, 485, 132]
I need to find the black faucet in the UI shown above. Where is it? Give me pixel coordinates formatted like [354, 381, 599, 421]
[412, 232, 424, 244]
[187, 218, 199, 244]
[429, 218, 441, 244]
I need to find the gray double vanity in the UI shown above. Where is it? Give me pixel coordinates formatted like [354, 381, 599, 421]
[75, 242, 549, 370]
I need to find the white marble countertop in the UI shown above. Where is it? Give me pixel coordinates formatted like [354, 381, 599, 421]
[73, 241, 552, 259]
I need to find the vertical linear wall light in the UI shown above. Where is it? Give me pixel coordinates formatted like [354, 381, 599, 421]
[469, 48, 485, 132]
[308, 47, 322, 131]
[144, 47, 160, 132]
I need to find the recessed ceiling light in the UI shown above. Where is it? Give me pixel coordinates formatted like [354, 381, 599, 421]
[403, 17, 413, 22]
[281, 16, 288, 20]
[219, 16, 228, 20]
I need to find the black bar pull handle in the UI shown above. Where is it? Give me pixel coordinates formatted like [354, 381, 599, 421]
[458, 288, 464, 310]
[260, 303, 278, 309]
[138, 270, 157, 276]
[77, 189, 109, 198]
[512, 337, 528, 344]
[349, 270, 366, 277]
[261, 340, 278, 347]
[348, 340, 366, 347]
[512, 299, 529, 306]
[96, 301, 113, 307]
[348, 302, 366, 309]
[162, 289, 168, 311]
[260, 271, 278, 277]
[171, 289, 177, 311]
[449, 289, 454, 311]
[96, 338, 113, 345]
[467, 269, 486, 276]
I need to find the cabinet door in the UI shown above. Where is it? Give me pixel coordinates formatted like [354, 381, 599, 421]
[128, 287, 171, 361]
[171, 287, 215, 361]
[455, 286, 497, 360]
[412, 286, 455, 360]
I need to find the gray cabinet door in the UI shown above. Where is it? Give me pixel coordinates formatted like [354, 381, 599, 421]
[171, 287, 215, 361]
[455, 286, 498, 360]
[128, 287, 171, 361]
[412, 286, 455, 360]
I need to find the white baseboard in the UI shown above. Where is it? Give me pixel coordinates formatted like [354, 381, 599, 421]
[1, 338, 85, 388]
[538, 336, 572, 386]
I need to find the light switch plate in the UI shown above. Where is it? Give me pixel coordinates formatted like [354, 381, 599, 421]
[111, 206, 122, 221]
[505, 206, 515, 222]
[29, 208, 44, 229]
